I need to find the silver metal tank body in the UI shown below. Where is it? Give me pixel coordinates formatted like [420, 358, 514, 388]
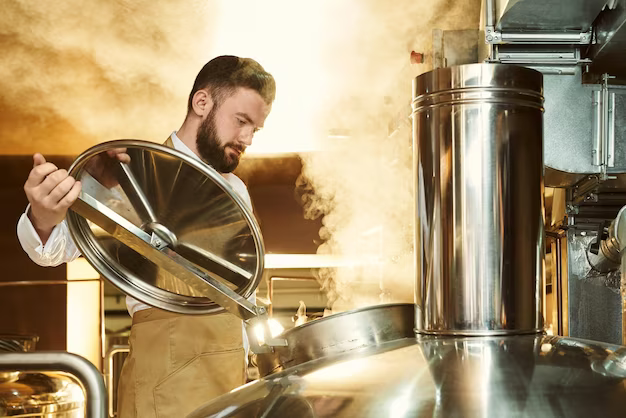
[413, 64, 545, 335]
[256, 304, 415, 377]
[190, 335, 626, 417]
[186, 64, 626, 417]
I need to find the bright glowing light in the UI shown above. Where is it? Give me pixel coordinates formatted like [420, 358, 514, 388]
[67, 257, 100, 280]
[66, 259, 101, 371]
[253, 319, 284, 345]
[211, 0, 338, 155]
[264, 253, 361, 269]
[389, 387, 413, 418]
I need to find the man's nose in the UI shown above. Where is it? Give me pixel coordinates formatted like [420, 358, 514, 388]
[239, 128, 254, 146]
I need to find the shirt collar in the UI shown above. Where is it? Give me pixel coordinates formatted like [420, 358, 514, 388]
[170, 131, 198, 160]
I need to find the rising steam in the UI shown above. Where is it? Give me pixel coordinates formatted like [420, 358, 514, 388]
[297, 0, 483, 311]
[1, 0, 481, 312]
[0, 0, 220, 155]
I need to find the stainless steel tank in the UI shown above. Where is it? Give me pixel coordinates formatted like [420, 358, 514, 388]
[0, 372, 85, 417]
[413, 63, 545, 335]
[0, 352, 106, 418]
[0, 336, 85, 418]
[185, 63, 626, 418]
[189, 334, 626, 417]
[255, 304, 415, 377]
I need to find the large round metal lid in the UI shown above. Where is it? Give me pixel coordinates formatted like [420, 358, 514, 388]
[66, 140, 264, 315]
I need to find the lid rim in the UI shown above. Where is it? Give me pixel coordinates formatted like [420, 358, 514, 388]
[66, 139, 265, 315]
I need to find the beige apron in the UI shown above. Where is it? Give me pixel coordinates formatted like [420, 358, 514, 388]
[116, 309, 245, 418]
[116, 137, 246, 418]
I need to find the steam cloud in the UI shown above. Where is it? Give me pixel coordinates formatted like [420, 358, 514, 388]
[0, 0, 218, 155]
[1, 0, 481, 312]
[298, 0, 482, 311]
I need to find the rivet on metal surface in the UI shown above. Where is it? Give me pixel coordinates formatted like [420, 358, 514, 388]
[150, 232, 168, 250]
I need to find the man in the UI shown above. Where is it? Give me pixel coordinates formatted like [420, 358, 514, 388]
[17, 55, 276, 417]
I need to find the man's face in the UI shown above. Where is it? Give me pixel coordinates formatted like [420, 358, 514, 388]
[196, 87, 271, 173]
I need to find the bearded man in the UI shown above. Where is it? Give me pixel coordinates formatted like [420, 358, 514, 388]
[17, 55, 276, 417]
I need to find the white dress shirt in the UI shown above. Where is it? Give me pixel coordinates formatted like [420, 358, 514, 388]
[17, 132, 254, 317]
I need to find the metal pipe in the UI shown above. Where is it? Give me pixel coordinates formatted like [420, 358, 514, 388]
[546, 231, 564, 335]
[105, 345, 130, 418]
[500, 32, 589, 44]
[485, 0, 495, 27]
[555, 237, 563, 335]
[0, 352, 106, 418]
[593, 90, 603, 167]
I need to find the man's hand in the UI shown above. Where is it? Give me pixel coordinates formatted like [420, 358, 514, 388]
[24, 153, 82, 244]
[85, 148, 130, 189]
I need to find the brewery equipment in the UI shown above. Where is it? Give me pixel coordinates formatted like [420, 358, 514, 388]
[186, 62, 626, 417]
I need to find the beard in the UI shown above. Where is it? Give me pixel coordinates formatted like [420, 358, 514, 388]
[196, 108, 245, 173]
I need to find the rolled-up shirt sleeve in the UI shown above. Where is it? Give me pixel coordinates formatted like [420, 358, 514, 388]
[16, 205, 81, 267]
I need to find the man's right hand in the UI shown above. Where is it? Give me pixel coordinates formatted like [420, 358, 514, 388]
[24, 153, 82, 244]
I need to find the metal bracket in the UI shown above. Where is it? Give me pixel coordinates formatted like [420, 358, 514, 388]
[592, 74, 617, 180]
[149, 232, 168, 250]
[486, 28, 591, 45]
[485, 26, 501, 43]
[247, 307, 288, 354]
[570, 175, 601, 206]
[490, 46, 589, 67]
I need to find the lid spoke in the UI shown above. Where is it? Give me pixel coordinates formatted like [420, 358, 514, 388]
[116, 162, 159, 225]
[71, 192, 259, 320]
[66, 140, 264, 316]
[176, 242, 252, 288]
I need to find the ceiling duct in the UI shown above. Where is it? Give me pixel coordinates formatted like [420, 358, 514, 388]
[588, 0, 626, 79]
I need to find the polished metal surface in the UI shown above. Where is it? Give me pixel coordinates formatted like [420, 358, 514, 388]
[544, 167, 586, 188]
[496, 60, 626, 186]
[567, 229, 623, 345]
[189, 334, 626, 418]
[543, 67, 598, 181]
[0, 372, 84, 417]
[495, 0, 605, 32]
[0, 352, 105, 418]
[256, 303, 414, 377]
[412, 63, 544, 335]
[66, 140, 265, 315]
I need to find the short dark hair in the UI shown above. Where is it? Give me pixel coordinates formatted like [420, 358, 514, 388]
[187, 55, 276, 113]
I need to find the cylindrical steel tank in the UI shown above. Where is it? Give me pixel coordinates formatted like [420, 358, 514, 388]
[413, 63, 545, 335]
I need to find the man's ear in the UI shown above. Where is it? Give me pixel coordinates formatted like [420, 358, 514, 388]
[191, 89, 214, 117]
